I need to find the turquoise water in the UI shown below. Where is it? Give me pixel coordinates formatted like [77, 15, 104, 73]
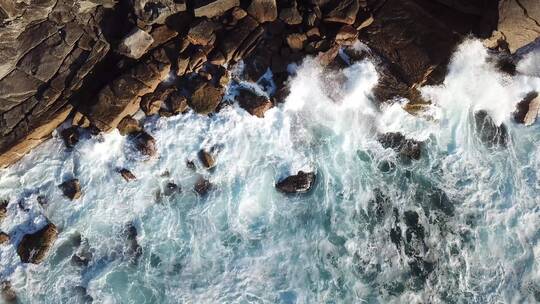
[0, 40, 539, 303]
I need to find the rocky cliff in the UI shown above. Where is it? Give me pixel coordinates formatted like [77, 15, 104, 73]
[0, 0, 538, 168]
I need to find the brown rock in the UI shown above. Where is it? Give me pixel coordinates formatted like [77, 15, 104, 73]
[279, 4, 303, 25]
[189, 83, 224, 114]
[134, 0, 187, 25]
[323, 0, 359, 25]
[0, 200, 7, 221]
[496, 0, 540, 53]
[198, 149, 216, 169]
[17, 222, 58, 264]
[187, 20, 217, 46]
[60, 127, 80, 148]
[237, 88, 273, 118]
[150, 25, 179, 49]
[192, 0, 240, 18]
[0, 232, 10, 245]
[117, 28, 155, 59]
[72, 112, 91, 128]
[286, 33, 307, 51]
[219, 15, 264, 62]
[59, 179, 82, 200]
[247, 0, 278, 23]
[276, 171, 316, 194]
[335, 25, 358, 45]
[231, 7, 247, 20]
[119, 168, 137, 182]
[117, 115, 142, 136]
[167, 92, 189, 114]
[140, 87, 175, 116]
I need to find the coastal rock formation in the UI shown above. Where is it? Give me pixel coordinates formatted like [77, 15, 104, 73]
[0, 0, 536, 169]
[276, 171, 316, 194]
[59, 179, 83, 200]
[514, 92, 539, 126]
[17, 222, 58, 264]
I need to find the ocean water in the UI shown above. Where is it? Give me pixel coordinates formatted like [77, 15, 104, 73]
[0, 39, 539, 303]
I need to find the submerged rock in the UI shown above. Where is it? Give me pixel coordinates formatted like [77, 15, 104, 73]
[276, 171, 316, 194]
[123, 223, 142, 262]
[59, 179, 82, 200]
[0, 200, 8, 221]
[17, 223, 58, 264]
[163, 182, 181, 196]
[194, 177, 213, 196]
[474, 110, 508, 148]
[1, 281, 17, 304]
[0, 232, 10, 245]
[378, 133, 422, 160]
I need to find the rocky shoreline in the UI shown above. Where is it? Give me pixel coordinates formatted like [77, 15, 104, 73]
[0, 0, 538, 169]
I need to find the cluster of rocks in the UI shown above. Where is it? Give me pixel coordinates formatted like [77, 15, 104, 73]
[1, 0, 538, 168]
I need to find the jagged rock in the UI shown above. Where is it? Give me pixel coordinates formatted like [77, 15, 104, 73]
[276, 171, 316, 194]
[131, 131, 157, 158]
[514, 92, 539, 126]
[474, 110, 508, 148]
[72, 112, 91, 128]
[140, 87, 175, 116]
[186, 160, 196, 170]
[194, 176, 213, 196]
[219, 15, 264, 62]
[85, 50, 171, 132]
[378, 132, 423, 160]
[323, 0, 360, 25]
[187, 20, 217, 46]
[192, 0, 240, 18]
[150, 25, 179, 49]
[17, 222, 58, 264]
[60, 127, 80, 148]
[118, 28, 155, 59]
[0, 232, 10, 245]
[0, 200, 7, 221]
[1, 281, 17, 304]
[123, 223, 142, 262]
[59, 179, 82, 200]
[335, 25, 358, 45]
[236, 88, 273, 118]
[496, 0, 540, 53]
[279, 3, 303, 25]
[198, 149, 216, 169]
[286, 33, 307, 51]
[189, 83, 225, 114]
[118, 168, 137, 182]
[167, 92, 189, 114]
[134, 0, 187, 25]
[231, 7, 247, 20]
[117, 115, 142, 136]
[247, 0, 278, 23]
[163, 182, 181, 196]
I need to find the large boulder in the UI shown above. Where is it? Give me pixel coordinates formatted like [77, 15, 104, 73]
[17, 222, 58, 264]
[218, 15, 264, 62]
[59, 179, 83, 200]
[377, 132, 423, 160]
[131, 131, 157, 158]
[236, 88, 273, 118]
[276, 171, 316, 194]
[514, 92, 539, 126]
[188, 83, 225, 114]
[247, 0, 278, 23]
[117, 28, 155, 59]
[134, 0, 187, 25]
[495, 0, 540, 53]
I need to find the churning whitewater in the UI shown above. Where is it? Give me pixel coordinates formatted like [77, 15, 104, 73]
[0, 40, 539, 303]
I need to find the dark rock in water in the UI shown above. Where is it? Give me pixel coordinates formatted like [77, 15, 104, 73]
[513, 92, 539, 126]
[474, 110, 508, 148]
[276, 171, 316, 194]
[61, 127, 80, 148]
[73, 285, 93, 303]
[17, 222, 58, 264]
[37, 195, 48, 206]
[198, 149, 216, 169]
[1, 281, 17, 304]
[131, 131, 157, 157]
[0, 200, 8, 221]
[390, 226, 402, 250]
[378, 160, 396, 173]
[59, 179, 82, 200]
[194, 177, 213, 196]
[71, 254, 90, 267]
[118, 168, 137, 182]
[378, 132, 422, 160]
[416, 185, 455, 216]
[123, 223, 142, 262]
[188, 83, 225, 115]
[186, 160, 196, 171]
[0, 232, 10, 245]
[167, 92, 189, 115]
[236, 88, 273, 118]
[163, 182, 181, 196]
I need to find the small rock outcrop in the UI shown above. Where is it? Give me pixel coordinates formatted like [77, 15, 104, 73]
[59, 179, 82, 200]
[514, 92, 539, 126]
[131, 131, 157, 158]
[493, 0, 540, 53]
[378, 132, 423, 160]
[198, 149, 216, 169]
[17, 222, 58, 264]
[60, 127, 80, 149]
[117, 115, 142, 136]
[118, 168, 137, 182]
[276, 171, 316, 194]
[117, 28, 155, 59]
[189, 83, 225, 115]
[1, 281, 17, 304]
[236, 88, 273, 118]
[194, 177, 213, 196]
[0, 232, 10, 245]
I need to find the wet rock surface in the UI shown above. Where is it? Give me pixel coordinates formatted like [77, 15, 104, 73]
[17, 222, 58, 264]
[474, 110, 508, 148]
[59, 179, 83, 200]
[276, 171, 316, 194]
[377, 132, 423, 160]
